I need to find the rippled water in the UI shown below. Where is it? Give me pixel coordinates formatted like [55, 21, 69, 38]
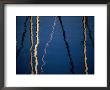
[16, 16, 94, 74]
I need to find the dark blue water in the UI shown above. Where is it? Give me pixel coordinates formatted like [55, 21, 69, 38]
[16, 16, 94, 74]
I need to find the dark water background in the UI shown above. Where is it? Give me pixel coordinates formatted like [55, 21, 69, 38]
[16, 16, 94, 74]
